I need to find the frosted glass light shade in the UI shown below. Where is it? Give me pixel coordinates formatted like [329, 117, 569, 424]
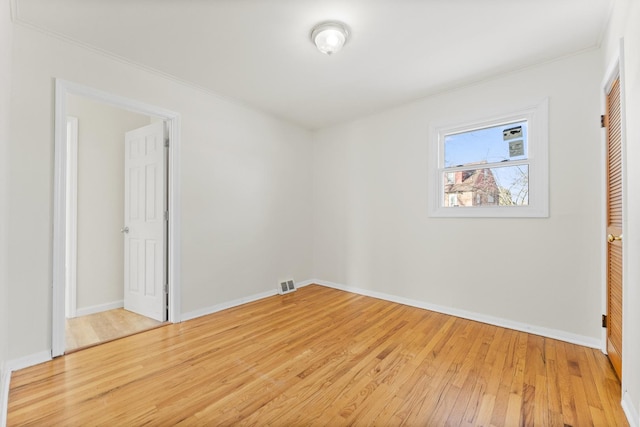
[311, 22, 349, 55]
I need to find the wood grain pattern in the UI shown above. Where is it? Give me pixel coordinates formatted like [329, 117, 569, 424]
[606, 76, 623, 380]
[65, 308, 164, 352]
[8, 285, 627, 426]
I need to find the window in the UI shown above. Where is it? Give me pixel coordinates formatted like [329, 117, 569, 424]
[428, 99, 549, 217]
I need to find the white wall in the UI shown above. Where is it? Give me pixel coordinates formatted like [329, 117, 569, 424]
[602, 0, 640, 423]
[4, 7, 636, 425]
[8, 24, 314, 359]
[313, 50, 603, 343]
[0, 0, 13, 423]
[67, 95, 151, 312]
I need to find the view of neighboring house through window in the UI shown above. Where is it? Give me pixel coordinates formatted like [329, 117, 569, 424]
[443, 120, 529, 207]
[429, 99, 548, 218]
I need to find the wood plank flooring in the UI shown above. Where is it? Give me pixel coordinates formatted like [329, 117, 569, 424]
[8, 285, 628, 426]
[65, 308, 164, 352]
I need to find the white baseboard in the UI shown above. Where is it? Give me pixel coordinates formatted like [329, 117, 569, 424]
[295, 279, 315, 288]
[0, 351, 52, 427]
[623, 391, 639, 427]
[0, 278, 612, 427]
[5, 351, 52, 373]
[182, 280, 315, 322]
[74, 300, 124, 318]
[312, 279, 601, 349]
[1, 365, 9, 427]
[182, 289, 277, 321]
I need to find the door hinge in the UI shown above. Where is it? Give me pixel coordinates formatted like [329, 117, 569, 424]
[602, 314, 607, 328]
[164, 283, 168, 293]
[164, 138, 170, 148]
[601, 114, 606, 128]
[164, 211, 169, 221]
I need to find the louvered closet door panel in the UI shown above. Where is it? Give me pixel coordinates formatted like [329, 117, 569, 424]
[606, 77, 622, 380]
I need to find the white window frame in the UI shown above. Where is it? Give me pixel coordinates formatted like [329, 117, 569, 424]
[428, 98, 549, 218]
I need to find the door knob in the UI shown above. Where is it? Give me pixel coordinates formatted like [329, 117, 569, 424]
[121, 226, 130, 234]
[607, 233, 622, 243]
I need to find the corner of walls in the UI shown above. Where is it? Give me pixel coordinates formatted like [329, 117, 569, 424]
[4, 352, 52, 373]
[0, 351, 53, 426]
[310, 50, 604, 345]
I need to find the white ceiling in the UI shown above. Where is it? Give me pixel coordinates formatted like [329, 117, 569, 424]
[15, 0, 613, 129]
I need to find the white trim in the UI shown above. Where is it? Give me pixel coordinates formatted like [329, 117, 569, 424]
[0, 279, 618, 425]
[182, 290, 277, 322]
[622, 391, 639, 427]
[428, 98, 549, 218]
[75, 300, 124, 318]
[295, 279, 315, 288]
[167, 116, 181, 325]
[618, 38, 631, 411]
[182, 280, 315, 322]
[65, 116, 78, 319]
[52, 79, 182, 357]
[0, 352, 53, 426]
[312, 279, 600, 349]
[52, 80, 67, 357]
[4, 351, 52, 372]
[0, 365, 9, 427]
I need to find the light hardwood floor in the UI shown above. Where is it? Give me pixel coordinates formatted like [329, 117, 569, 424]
[65, 308, 164, 352]
[8, 285, 628, 426]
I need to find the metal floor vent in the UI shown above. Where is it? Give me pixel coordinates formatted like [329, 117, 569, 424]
[278, 279, 296, 295]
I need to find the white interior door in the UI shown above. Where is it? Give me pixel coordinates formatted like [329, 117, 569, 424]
[123, 121, 166, 322]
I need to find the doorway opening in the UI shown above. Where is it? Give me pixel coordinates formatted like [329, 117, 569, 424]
[53, 80, 181, 357]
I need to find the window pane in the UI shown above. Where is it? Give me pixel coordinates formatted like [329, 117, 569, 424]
[444, 120, 528, 167]
[443, 165, 529, 207]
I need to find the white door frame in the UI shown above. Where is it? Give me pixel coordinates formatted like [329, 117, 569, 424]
[65, 116, 78, 319]
[600, 38, 628, 388]
[52, 79, 182, 357]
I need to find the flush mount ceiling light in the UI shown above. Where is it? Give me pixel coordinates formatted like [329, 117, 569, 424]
[311, 21, 350, 55]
